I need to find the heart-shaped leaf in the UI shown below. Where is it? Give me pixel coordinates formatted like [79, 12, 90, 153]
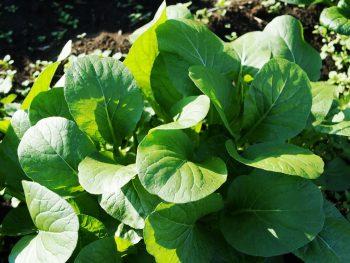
[136, 129, 227, 203]
[65, 56, 144, 146]
[144, 194, 224, 263]
[9, 181, 79, 263]
[220, 172, 324, 257]
[226, 140, 324, 179]
[18, 117, 95, 196]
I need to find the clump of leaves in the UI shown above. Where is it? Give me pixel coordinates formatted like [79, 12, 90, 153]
[1, 2, 350, 262]
[278, 0, 350, 35]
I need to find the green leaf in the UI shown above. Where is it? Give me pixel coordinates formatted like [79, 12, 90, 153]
[264, 15, 321, 81]
[129, 2, 167, 43]
[18, 117, 95, 196]
[0, 110, 30, 190]
[315, 121, 350, 136]
[57, 40, 72, 62]
[320, 5, 350, 36]
[0, 93, 17, 104]
[99, 178, 160, 229]
[124, 3, 167, 118]
[151, 52, 200, 116]
[78, 214, 108, 247]
[231, 31, 271, 76]
[294, 201, 350, 263]
[144, 194, 224, 263]
[115, 223, 142, 252]
[310, 81, 335, 125]
[1, 206, 36, 236]
[316, 157, 350, 191]
[9, 181, 79, 263]
[155, 95, 210, 130]
[29, 87, 73, 125]
[78, 151, 137, 195]
[166, 3, 193, 20]
[0, 119, 10, 133]
[241, 58, 312, 143]
[220, 172, 324, 257]
[136, 129, 227, 203]
[189, 65, 239, 137]
[277, 0, 319, 4]
[68, 192, 100, 218]
[65, 56, 144, 146]
[21, 61, 60, 110]
[74, 237, 122, 263]
[157, 19, 239, 75]
[226, 140, 324, 179]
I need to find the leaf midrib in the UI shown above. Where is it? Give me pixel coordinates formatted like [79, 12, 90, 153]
[90, 60, 119, 146]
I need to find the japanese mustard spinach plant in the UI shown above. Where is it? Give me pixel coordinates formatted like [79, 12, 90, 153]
[1, 2, 350, 263]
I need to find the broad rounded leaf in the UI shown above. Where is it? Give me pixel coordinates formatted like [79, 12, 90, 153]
[232, 31, 271, 76]
[264, 15, 321, 81]
[220, 172, 324, 257]
[226, 140, 324, 179]
[157, 19, 239, 75]
[65, 55, 144, 146]
[156, 95, 210, 130]
[295, 201, 350, 263]
[18, 117, 95, 195]
[29, 88, 73, 125]
[99, 178, 160, 229]
[241, 58, 312, 143]
[320, 6, 350, 36]
[144, 194, 224, 263]
[9, 181, 79, 263]
[74, 237, 122, 263]
[78, 151, 137, 195]
[136, 129, 227, 203]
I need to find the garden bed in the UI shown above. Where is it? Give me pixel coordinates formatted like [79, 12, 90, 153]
[1, 0, 349, 262]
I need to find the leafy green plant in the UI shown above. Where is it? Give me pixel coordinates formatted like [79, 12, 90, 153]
[277, 0, 350, 35]
[1, 2, 350, 262]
